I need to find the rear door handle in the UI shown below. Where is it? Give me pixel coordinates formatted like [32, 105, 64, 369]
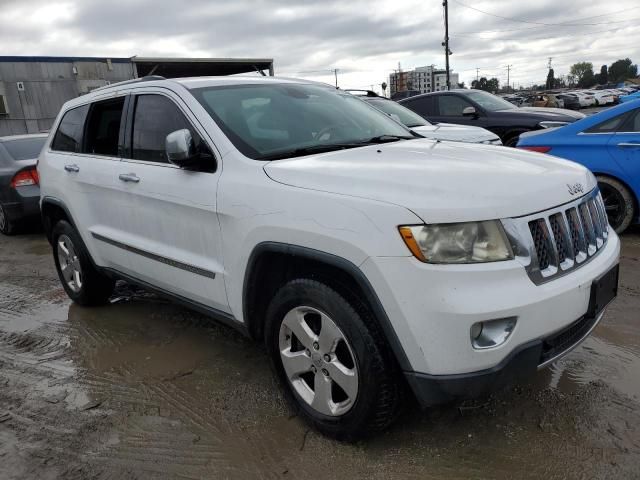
[118, 173, 140, 183]
[617, 142, 640, 148]
[64, 164, 80, 173]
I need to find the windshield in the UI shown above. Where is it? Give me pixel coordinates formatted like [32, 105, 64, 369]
[465, 91, 518, 111]
[365, 98, 430, 128]
[190, 83, 414, 160]
[2, 137, 46, 161]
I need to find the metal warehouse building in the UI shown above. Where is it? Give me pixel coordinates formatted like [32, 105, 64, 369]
[0, 56, 275, 136]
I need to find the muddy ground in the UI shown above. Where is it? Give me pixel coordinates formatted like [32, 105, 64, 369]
[1, 229, 639, 480]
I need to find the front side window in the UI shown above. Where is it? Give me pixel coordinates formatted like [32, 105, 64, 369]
[190, 83, 413, 160]
[584, 112, 631, 134]
[436, 95, 473, 116]
[83, 98, 125, 157]
[51, 105, 89, 153]
[620, 109, 640, 133]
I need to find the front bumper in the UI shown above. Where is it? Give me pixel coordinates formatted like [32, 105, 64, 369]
[405, 309, 606, 407]
[360, 229, 620, 403]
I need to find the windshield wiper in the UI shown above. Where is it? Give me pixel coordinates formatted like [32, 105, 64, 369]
[365, 134, 415, 143]
[259, 135, 415, 160]
[259, 143, 365, 160]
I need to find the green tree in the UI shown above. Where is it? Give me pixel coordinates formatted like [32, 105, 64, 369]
[570, 62, 596, 88]
[546, 68, 555, 89]
[609, 58, 638, 82]
[599, 65, 608, 85]
[471, 77, 500, 92]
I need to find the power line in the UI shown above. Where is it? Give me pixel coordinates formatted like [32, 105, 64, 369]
[451, 1, 639, 27]
[455, 16, 640, 36]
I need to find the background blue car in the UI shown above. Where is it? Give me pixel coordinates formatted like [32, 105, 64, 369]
[620, 91, 640, 103]
[517, 99, 640, 233]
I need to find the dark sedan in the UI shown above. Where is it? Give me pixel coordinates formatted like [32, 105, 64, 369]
[556, 93, 581, 111]
[399, 89, 585, 146]
[0, 134, 47, 235]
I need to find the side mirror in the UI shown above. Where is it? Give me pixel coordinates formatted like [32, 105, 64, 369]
[166, 129, 197, 167]
[462, 106, 477, 117]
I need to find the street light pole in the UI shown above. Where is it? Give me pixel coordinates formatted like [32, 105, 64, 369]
[443, 0, 451, 90]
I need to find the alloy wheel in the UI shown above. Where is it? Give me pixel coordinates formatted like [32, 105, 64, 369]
[57, 234, 83, 293]
[279, 306, 359, 416]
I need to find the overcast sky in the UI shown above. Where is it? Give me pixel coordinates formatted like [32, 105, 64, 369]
[1, 0, 639, 93]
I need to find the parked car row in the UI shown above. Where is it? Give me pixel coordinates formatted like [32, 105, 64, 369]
[501, 86, 640, 110]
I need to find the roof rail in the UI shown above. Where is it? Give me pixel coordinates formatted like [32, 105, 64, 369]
[93, 75, 166, 92]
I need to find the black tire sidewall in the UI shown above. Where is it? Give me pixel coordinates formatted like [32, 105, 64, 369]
[265, 279, 392, 439]
[597, 176, 635, 234]
[0, 204, 15, 235]
[51, 220, 113, 305]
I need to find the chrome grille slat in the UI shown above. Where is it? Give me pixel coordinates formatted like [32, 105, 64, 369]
[505, 188, 610, 285]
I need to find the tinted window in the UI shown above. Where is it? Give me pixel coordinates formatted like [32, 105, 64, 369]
[2, 137, 47, 160]
[191, 84, 413, 160]
[400, 96, 434, 117]
[84, 98, 125, 156]
[131, 95, 200, 163]
[620, 109, 640, 133]
[51, 105, 89, 153]
[464, 91, 517, 111]
[584, 112, 629, 134]
[436, 95, 473, 116]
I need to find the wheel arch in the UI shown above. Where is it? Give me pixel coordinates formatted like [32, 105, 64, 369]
[41, 197, 76, 244]
[242, 242, 412, 371]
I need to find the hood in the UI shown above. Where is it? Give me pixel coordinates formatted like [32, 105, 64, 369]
[412, 123, 500, 144]
[263, 139, 596, 224]
[515, 107, 586, 120]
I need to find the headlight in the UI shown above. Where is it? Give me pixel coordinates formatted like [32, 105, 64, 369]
[399, 220, 514, 264]
[538, 121, 569, 129]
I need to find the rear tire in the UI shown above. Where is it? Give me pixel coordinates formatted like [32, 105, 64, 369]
[597, 176, 635, 234]
[0, 204, 17, 236]
[264, 279, 401, 440]
[52, 220, 115, 305]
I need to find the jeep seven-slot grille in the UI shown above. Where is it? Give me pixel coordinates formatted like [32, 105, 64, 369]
[527, 191, 609, 283]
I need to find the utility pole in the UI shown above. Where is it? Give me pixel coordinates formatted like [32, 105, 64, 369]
[334, 68, 339, 88]
[476, 67, 479, 82]
[506, 65, 512, 92]
[442, 0, 451, 90]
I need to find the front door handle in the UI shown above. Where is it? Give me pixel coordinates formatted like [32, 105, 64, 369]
[64, 164, 80, 173]
[617, 142, 640, 148]
[118, 173, 140, 183]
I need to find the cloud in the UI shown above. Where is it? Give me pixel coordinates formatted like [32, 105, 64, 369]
[0, 0, 638, 91]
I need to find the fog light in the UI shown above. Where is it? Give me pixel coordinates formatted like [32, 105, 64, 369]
[471, 317, 517, 350]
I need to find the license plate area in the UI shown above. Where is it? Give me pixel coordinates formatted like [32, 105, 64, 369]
[587, 264, 619, 318]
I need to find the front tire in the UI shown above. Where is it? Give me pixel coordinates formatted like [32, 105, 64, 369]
[52, 221, 115, 305]
[264, 279, 401, 440]
[597, 176, 635, 234]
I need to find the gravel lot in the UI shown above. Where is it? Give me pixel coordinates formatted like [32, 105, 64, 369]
[1, 228, 639, 479]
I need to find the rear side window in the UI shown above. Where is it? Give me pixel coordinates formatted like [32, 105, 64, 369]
[583, 112, 630, 134]
[2, 137, 47, 160]
[51, 105, 89, 153]
[401, 97, 434, 117]
[131, 94, 201, 163]
[83, 97, 125, 157]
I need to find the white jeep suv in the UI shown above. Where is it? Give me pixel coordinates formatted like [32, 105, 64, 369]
[38, 76, 620, 439]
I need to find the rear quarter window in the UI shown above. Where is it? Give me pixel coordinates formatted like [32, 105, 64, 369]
[51, 105, 89, 153]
